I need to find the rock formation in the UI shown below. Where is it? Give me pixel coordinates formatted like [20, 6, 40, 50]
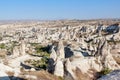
[101, 43, 120, 70]
[56, 40, 65, 59]
[50, 46, 57, 61]
[13, 46, 20, 58]
[65, 58, 76, 80]
[19, 40, 26, 55]
[98, 70, 120, 80]
[54, 58, 64, 77]
[0, 20, 120, 80]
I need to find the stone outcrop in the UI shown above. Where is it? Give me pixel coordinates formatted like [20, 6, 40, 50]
[105, 23, 119, 34]
[13, 46, 20, 57]
[56, 40, 65, 59]
[65, 59, 76, 80]
[98, 70, 120, 80]
[0, 20, 120, 80]
[50, 46, 57, 61]
[19, 40, 26, 55]
[54, 58, 64, 77]
[0, 63, 14, 79]
[70, 57, 102, 74]
[101, 43, 120, 70]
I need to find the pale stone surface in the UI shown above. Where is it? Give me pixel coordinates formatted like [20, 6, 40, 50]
[56, 40, 65, 59]
[0, 20, 120, 79]
[65, 59, 76, 80]
[71, 57, 102, 73]
[19, 40, 26, 55]
[54, 58, 64, 77]
[103, 46, 120, 70]
[98, 70, 120, 80]
[0, 63, 13, 80]
[50, 46, 57, 61]
[13, 46, 20, 57]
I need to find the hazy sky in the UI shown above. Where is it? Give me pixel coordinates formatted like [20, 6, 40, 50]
[0, 0, 120, 20]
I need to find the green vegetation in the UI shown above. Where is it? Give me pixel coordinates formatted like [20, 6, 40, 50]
[27, 43, 51, 70]
[0, 43, 6, 49]
[25, 57, 48, 70]
[30, 43, 39, 47]
[107, 40, 120, 45]
[32, 57, 48, 70]
[30, 43, 50, 58]
[0, 41, 19, 57]
[35, 45, 50, 57]
[99, 67, 112, 75]
[6, 41, 19, 53]
[0, 36, 2, 40]
[58, 76, 64, 80]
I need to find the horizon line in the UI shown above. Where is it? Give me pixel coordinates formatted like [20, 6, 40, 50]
[0, 17, 120, 21]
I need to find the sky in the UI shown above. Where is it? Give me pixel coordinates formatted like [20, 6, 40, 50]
[0, 0, 120, 20]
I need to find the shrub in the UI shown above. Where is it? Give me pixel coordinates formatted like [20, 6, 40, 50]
[32, 57, 48, 70]
[100, 67, 112, 75]
[25, 57, 49, 70]
[0, 43, 6, 49]
[6, 41, 19, 54]
[30, 44, 50, 58]
[30, 43, 39, 47]
[58, 76, 64, 80]
[35, 45, 50, 53]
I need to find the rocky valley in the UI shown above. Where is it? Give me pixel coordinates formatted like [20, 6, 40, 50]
[0, 19, 120, 80]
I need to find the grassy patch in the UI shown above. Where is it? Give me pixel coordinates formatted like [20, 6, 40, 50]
[107, 40, 120, 45]
[25, 57, 49, 70]
[30, 43, 50, 58]
[99, 67, 112, 75]
[0, 43, 6, 49]
[6, 41, 19, 54]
